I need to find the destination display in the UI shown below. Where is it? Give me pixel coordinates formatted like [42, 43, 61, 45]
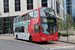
[41, 18, 56, 23]
[47, 19, 54, 22]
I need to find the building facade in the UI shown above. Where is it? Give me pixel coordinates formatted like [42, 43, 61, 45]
[65, 0, 75, 22]
[72, 0, 75, 22]
[66, 0, 72, 15]
[64, 0, 72, 20]
[0, 0, 64, 34]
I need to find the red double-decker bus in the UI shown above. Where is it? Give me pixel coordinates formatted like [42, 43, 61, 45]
[14, 7, 58, 42]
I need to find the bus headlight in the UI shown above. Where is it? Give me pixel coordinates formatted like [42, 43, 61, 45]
[42, 37, 45, 40]
[55, 37, 58, 39]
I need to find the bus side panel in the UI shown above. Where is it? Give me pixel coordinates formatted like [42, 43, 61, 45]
[28, 24, 42, 42]
[30, 18, 38, 24]
[28, 25, 34, 36]
[28, 18, 41, 42]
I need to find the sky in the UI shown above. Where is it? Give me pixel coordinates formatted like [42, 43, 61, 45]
[64, 0, 67, 19]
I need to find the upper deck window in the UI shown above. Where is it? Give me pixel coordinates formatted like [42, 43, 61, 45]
[21, 16, 24, 21]
[18, 15, 22, 22]
[14, 18, 16, 23]
[15, 18, 18, 23]
[25, 14, 28, 20]
[40, 8, 55, 17]
[18, 17, 20, 22]
[34, 10, 38, 18]
[29, 12, 33, 19]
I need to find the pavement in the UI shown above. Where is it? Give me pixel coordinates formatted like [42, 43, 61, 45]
[0, 34, 75, 50]
[59, 36, 75, 43]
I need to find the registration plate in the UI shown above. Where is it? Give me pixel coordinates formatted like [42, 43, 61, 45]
[48, 40, 52, 42]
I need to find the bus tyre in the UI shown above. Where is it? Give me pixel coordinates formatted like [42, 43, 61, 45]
[29, 36, 33, 42]
[16, 35, 18, 40]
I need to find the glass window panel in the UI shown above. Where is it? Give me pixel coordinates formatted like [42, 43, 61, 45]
[31, 0, 33, 3]
[15, 18, 17, 23]
[56, 2, 60, 14]
[15, 0, 21, 11]
[35, 24, 40, 33]
[4, 8, 9, 13]
[21, 17, 24, 21]
[42, 0, 47, 2]
[4, 0, 9, 13]
[42, 3, 47, 7]
[4, 4, 9, 8]
[40, 8, 55, 17]
[34, 10, 38, 18]
[18, 17, 20, 22]
[27, 0, 33, 10]
[21, 26, 24, 32]
[27, 0, 31, 4]
[42, 0, 47, 7]
[31, 4, 33, 9]
[29, 12, 33, 19]
[27, 4, 33, 10]
[25, 14, 28, 20]
[4, 0, 9, 3]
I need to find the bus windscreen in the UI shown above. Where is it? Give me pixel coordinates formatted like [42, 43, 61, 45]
[40, 8, 57, 35]
[41, 24, 57, 35]
[40, 8, 55, 17]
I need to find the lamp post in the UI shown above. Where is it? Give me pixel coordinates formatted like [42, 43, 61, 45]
[8, 4, 10, 35]
[65, 14, 68, 41]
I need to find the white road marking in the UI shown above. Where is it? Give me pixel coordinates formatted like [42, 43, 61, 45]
[23, 42, 48, 50]
[12, 40, 48, 50]
[11, 40, 28, 43]
[50, 46, 75, 50]
[39, 45, 48, 49]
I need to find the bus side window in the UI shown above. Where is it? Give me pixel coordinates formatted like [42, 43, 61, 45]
[15, 18, 17, 23]
[18, 17, 20, 22]
[14, 18, 15, 23]
[34, 24, 40, 33]
[21, 16, 22, 21]
[16, 18, 18, 23]
[25, 14, 28, 20]
[15, 27, 18, 32]
[15, 27, 24, 32]
[21, 15, 25, 21]
[34, 10, 38, 18]
[21, 26, 24, 32]
[19, 26, 24, 32]
[29, 11, 33, 19]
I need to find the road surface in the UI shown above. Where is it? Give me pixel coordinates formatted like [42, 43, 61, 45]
[0, 39, 49, 50]
[0, 34, 75, 50]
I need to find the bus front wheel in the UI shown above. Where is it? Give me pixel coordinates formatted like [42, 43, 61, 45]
[29, 36, 33, 42]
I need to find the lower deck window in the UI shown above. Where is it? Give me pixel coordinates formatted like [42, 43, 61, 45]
[15, 26, 24, 32]
[34, 24, 40, 33]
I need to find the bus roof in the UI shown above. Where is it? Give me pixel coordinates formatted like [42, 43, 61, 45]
[22, 7, 55, 16]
